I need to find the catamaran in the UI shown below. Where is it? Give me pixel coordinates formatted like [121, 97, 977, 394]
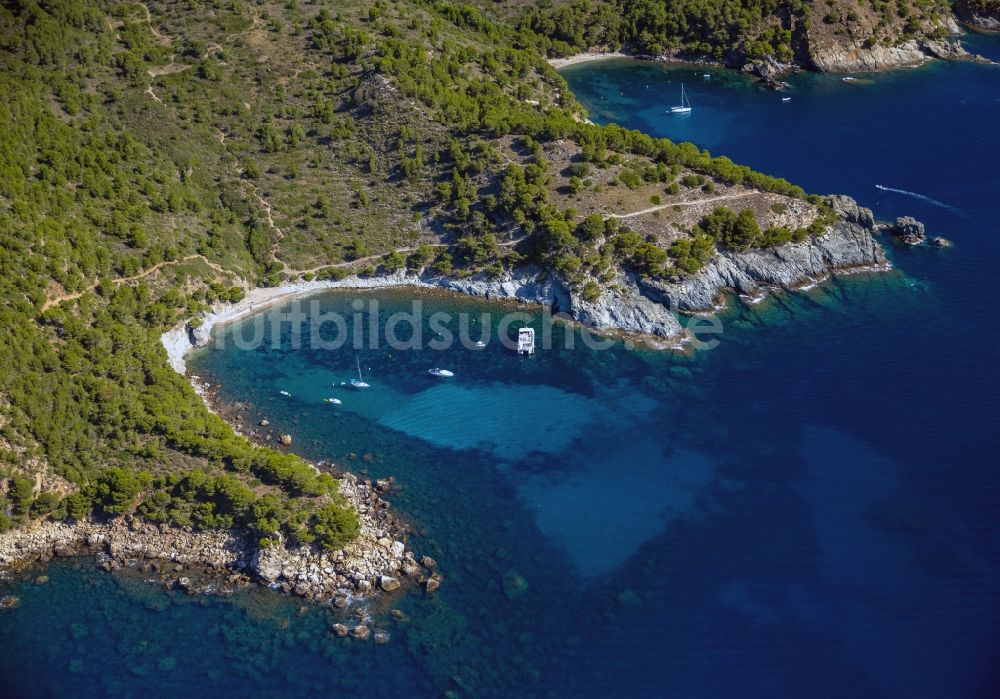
[669, 83, 692, 114]
[349, 357, 369, 389]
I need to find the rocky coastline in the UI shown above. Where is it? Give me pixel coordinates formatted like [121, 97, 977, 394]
[161, 195, 891, 363]
[548, 20, 991, 90]
[0, 472, 440, 628]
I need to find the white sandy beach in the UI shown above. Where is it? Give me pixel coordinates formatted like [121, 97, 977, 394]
[546, 51, 631, 69]
[161, 273, 435, 374]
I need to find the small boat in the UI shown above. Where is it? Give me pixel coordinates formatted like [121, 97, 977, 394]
[428, 368, 454, 378]
[702, 73, 710, 79]
[279, 390, 291, 397]
[474, 340, 487, 348]
[782, 97, 791, 102]
[324, 397, 342, 405]
[517, 327, 535, 355]
[669, 83, 692, 114]
[842, 76, 857, 82]
[349, 356, 370, 389]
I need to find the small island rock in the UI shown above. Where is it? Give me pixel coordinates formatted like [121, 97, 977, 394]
[891, 216, 926, 245]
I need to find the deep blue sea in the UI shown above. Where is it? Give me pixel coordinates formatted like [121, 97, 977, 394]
[4, 39, 1000, 698]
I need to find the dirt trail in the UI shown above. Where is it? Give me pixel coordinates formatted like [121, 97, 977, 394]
[604, 191, 756, 219]
[137, 2, 171, 46]
[42, 255, 229, 312]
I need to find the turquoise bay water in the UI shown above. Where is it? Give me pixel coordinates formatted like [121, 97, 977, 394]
[4, 44, 1000, 698]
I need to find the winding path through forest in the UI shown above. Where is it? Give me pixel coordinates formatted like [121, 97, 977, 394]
[42, 255, 229, 312]
[604, 191, 755, 219]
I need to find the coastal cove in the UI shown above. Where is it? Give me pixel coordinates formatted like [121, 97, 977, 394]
[4, 38, 1000, 699]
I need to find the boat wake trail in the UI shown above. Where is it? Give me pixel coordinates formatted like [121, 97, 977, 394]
[875, 184, 961, 213]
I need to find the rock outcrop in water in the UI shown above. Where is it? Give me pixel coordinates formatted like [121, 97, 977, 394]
[891, 216, 927, 245]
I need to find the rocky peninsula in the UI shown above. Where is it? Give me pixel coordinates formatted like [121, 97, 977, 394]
[162, 195, 890, 361]
[0, 471, 440, 622]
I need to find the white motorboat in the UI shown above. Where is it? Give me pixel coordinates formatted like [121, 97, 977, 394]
[279, 390, 291, 397]
[428, 368, 454, 378]
[474, 340, 487, 348]
[324, 397, 342, 405]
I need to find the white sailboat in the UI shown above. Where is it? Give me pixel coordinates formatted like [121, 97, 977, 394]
[349, 357, 369, 389]
[669, 83, 692, 114]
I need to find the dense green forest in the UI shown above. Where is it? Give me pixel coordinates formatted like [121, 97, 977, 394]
[501, 0, 955, 66]
[0, 0, 835, 551]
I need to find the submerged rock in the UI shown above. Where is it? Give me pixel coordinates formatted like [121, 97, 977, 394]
[373, 630, 390, 645]
[331, 623, 349, 637]
[0, 595, 19, 609]
[502, 569, 528, 600]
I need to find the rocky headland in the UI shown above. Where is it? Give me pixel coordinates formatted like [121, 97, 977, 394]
[162, 196, 892, 360]
[0, 471, 439, 623]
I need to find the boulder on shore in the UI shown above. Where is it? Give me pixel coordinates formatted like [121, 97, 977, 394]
[279, 434, 292, 446]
